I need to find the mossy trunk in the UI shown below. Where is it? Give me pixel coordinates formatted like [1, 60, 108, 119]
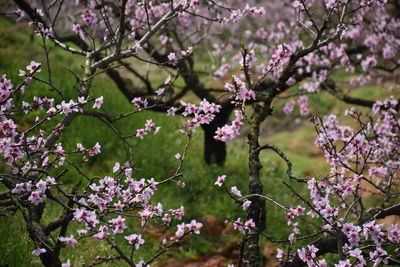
[245, 102, 271, 266]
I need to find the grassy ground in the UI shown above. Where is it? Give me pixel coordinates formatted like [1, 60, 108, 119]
[0, 16, 398, 266]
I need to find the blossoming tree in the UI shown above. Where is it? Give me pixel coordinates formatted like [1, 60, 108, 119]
[12, 0, 399, 166]
[1, 0, 399, 266]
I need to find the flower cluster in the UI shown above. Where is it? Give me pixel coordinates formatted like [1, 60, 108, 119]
[233, 218, 256, 234]
[224, 75, 256, 102]
[0, 62, 206, 266]
[222, 4, 265, 24]
[214, 110, 244, 142]
[276, 97, 399, 266]
[177, 98, 222, 134]
[136, 120, 161, 139]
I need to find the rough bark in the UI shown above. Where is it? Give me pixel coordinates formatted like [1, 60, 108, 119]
[25, 204, 62, 267]
[245, 102, 272, 266]
[39, 250, 62, 267]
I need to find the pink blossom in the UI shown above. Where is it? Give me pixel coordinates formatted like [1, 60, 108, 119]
[93, 96, 104, 109]
[215, 175, 226, 187]
[26, 61, 41, 74]
[13, 9, 25, 21]
[32, 247, 46, 256]
[154, 127, 161, 135]
[76, 143, 85, 152]
[92, 142, 101, 155]
[144, 119, 155, 130]
[242, 200, 251, 210]
[35, 9, 44, 17]
[81, 9, 97, 26]
[169, 206, 185, 220]
[77, 229, 87, 236]
[77, 96, 87, 104]
[61, 260, 71, 267]
[167, 52, 176, 61]
[35, 180, 47, 193]
[162, 74, 171, 86]
[109, 216, 127, 234]
[186, 220, 203, 234]
[214, 110, 243, 142]
[369, 247, 388, 266]
[175, 223, 185, 238]
[231, 186, 242, 197]
[361, 55, 377, 72]
[93, 225, 108, 240]
[125, 234, 145, 250]
[136, 129, 146, 139]
[387, 224, 400, 243]
[167, 107, 178, 116]
[72, 24, 85, 40]
[335, 260, 351, 267]
[244, 219, 255, 229]
[19, 70, 26, 77]
[113, 162, 120, 173]
[12, 183, 25, 194]
[28, 190, 45, 205]
[298, 95, 309, 116]
[283, 100, 295, 115]
[59, 235, 77, 247]
[56, 100, 78, 115]
[155, 88, 165, 95]
[181, 46, 193, 56]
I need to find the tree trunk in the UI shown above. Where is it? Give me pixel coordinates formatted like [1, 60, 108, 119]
[245, 102, 271, 267]
[201, 100, 236, 166]
[202, 123, 227, 166]
[25, 204, 62, 267]
[39, 251, 62, 267]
